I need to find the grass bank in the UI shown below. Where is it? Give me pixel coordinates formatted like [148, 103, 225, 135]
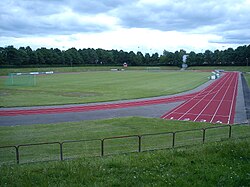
[0, 138, 249, 186]
[0, 117, 249, 164]
[0, 117, 216, 146]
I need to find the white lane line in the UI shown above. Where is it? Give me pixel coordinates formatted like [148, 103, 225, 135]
[161, 73, 229, 119]
[227, 72, 239, 124]
[177, 73, 233, 120]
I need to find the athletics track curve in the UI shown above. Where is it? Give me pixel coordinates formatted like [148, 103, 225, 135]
[0, 72, 239, 124]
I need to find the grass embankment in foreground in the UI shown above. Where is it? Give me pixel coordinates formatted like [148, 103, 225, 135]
[0, 137, 249, 186]
[0, 117, 249, 164]
[0, 71, 209, 107]
[0, 117, 218, 146]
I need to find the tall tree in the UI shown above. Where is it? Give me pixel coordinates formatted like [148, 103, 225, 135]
[151, 53, 159, 65]
[0, 47, 7, 65]
[136, 51, 145, 66]
[186, 51, 196, 66]
[204, 50, 213, 65]
[5, 46, 20, 65]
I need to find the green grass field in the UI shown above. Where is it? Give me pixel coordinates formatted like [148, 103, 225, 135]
[0, 71, 209, 107]
[0, 66, 180, 76]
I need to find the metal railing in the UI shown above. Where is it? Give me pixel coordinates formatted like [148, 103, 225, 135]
[0, 123, 249, 165]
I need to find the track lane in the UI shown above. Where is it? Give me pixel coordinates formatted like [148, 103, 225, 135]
[161, 72, 238, 124]
[209, 72, 237, 123]
[0, 92, 198, 116]
[194, 73, 235, 123]
[161, 72, 231, 120]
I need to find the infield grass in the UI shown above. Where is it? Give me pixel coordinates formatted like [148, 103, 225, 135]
[0, 71, 209, 107]
[0, 66, 180, 76]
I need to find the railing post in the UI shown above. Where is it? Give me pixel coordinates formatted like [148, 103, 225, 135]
[59, 143, 63, 161]
[229, 125, 232, 139]
[15, 146, 19, 164]
[101, 139, 104, 156]
[138, 136, 142, 152]
[202, 128, 206, 144]
[172, 132, 176, 148]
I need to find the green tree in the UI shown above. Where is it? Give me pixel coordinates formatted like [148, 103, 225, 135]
[65, 48, 83, 65]
[222, 48, 235, 65]
[128, 51, 137, 65]
[144, 53, 151, 65]
[151, 53, 159, 65]
[18, 47, 29, 65]
[186, 51, 196, 66]
[0, 47, 7, 65]
[136, 51, 145, 66]
[5, 46, 20, 65]
[204, 50, 213, 65]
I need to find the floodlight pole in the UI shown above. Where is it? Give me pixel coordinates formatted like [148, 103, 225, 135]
[247, 57, 249, 66]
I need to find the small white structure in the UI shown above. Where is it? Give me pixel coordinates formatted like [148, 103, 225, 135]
[210, 70, 221, 80]
[210, 75, 216, 80]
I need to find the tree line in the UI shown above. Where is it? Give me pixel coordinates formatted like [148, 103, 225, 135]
[0, 45, 249, 67]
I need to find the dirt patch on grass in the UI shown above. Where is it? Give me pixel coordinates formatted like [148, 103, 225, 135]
[60, 92, 102, 98]
[0, 91, 9, 96]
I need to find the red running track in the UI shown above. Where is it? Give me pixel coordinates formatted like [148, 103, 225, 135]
[0, 92, 197, 116]
[161, 72, 238, 124]
[0, 72, 239, 125]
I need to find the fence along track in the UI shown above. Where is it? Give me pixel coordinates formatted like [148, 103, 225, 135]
[0, 124, 249, 165]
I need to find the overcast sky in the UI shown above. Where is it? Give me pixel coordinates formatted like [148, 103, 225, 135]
[0, 0, 250, 54]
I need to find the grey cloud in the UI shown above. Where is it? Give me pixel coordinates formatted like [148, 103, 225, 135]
[0, 0, 249, 46]
[115, 0, 250, 44]
[0, 0, 120, 37]
[210, 30, 250, 44]
[117, 1, 229, 31]
[70, 0, 131, 14]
